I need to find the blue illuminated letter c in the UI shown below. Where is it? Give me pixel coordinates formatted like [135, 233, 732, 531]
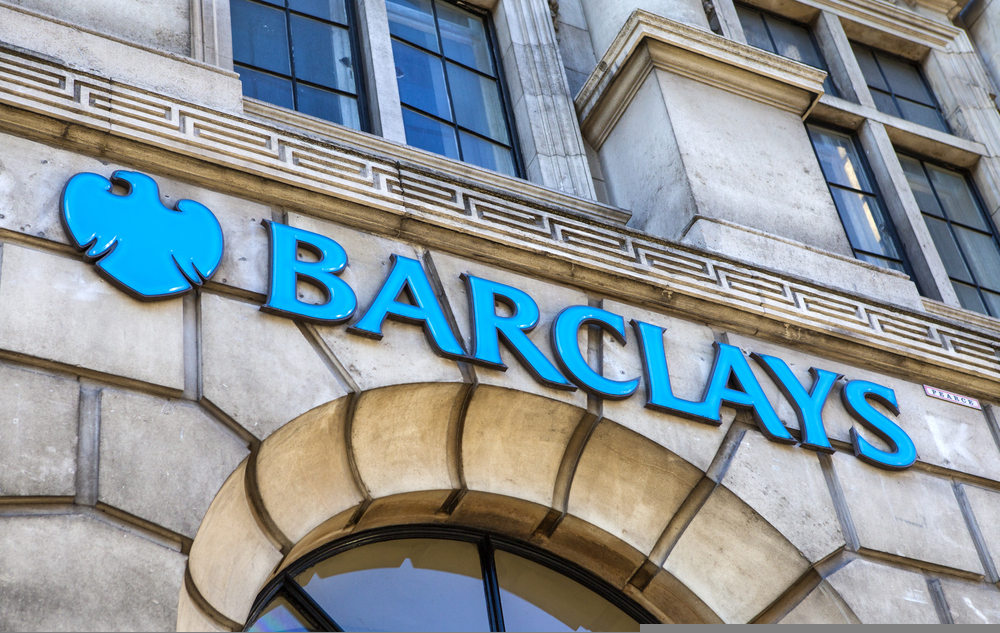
[551, 306, 639, 399]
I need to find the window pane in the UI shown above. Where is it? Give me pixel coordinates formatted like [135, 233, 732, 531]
[898, 154, 943, 216]
[236, 66, 294, 109]
[953, 281, 988, 315]
[393, 39, 452, 120]
[851, 44, 888, 91]
[386, 0, 439, 52]
[982, 289, 1000, 317]
[830, 188, 905, 260]
[289, 0, 347, 23]
[926, 165, 989, 230]
[875, 54, 933, 104]
[291, 16, 356, 93]
[923, 215, 973, 283]
[403, 107, 460, 159]
[295, 539, 490, 632]
[247, 596, 313, 632]
[736, 7, 774, 54]
[438, 2, 493, 75]
[808, 127, 875, 193]
[767, 18, 824, 69]
[953, 226, 1000, 291]
[870, 89, 901, 118]
[495, 550, 639, 632]
[231, 0, 290, 75]
[296, 84, 360, 129]
[459, 131, 515, 176]
[856, 252, 906, 273]
[896, 99, 948, 133]
[448, 63, 508, 143]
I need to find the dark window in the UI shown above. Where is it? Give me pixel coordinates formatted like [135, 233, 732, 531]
[850, 43, 948, 133]
[735, 4, 838, 97]
[231, 0, 367, 131]
[386, 0, 521, 177]
[897, 154, 1000, 317]
[807, 125, 916, 278]
[244, 526, 653, 631]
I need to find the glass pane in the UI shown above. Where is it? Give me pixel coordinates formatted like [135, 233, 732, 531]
[953, 281, 988, 315]
[236, 65, 294, 109]
[808, 127, 875, 193]
[870, 89, 901, 118]
[736, 7, 774, 54]
[923, 215, 973, 283]
[296, 84, 360, 129]
[393, 39, 452, 120]
[875, 53, 934, 104]
[459, 131, 515, 176]
[495, 550, 639, 632]
[403, 107, 460, 159]
[289, 0, 347, 23]
[291, 16, 356, 93]
[767, 18, 825, 69]
[851, 44, 888, 91]
[231, 0, 290, 75]
[386, 0, 439, 52]
[295, 538, 490, 632]
[898, 154, 943, 216]
[448, 63, 508, 143]
[926, 165, 988, 230]
[953, 226, 1000, 291]
[982, 289, 1000, 317]
[831, 188, 905, 260]
[247, 596, 313, 632]
[856, 252, 906, 273]
[438, 2, 493, 75]
[897, 99, 948, 133]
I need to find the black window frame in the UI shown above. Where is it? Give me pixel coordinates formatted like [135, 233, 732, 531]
[243, 524, 657, 631]
[231, 0, 372, 133]
[387, 0, 525, 178]
[898, 151, 1000, 317]
[850, 42, 950, 134]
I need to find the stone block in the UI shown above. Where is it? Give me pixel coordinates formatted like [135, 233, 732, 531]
[288, 214, 466, 390]
[601, 300, 735, 472]
[962, 484, 1000, 574]
[0, 244, 185, 390]
[255, 398, 363, 543]
[352, 383, 465, 498]
[177, 579, 228, 632]
[0, 512, 186, 631]
[568, 420, 702, 554]
[429, 251, 587, 408]
[189, 461, 283, 624]
[98, 388, 249, 538]
[938, 578, 1000, 623]
[200, 292, 348, 440]
[0, 362, 78, 497]
[545, 512, 647, 589]
[579, 0, 711, 59]
[779, 580, 858, 623]
[557, 24, 598, 75]
[832, 452, 982, 574]
[664, 486, 811, 623]
[825, 558, 939, 623]
[722, 431, 844, 563]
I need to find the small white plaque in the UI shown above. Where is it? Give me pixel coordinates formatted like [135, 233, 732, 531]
[923, 385, 981, 410]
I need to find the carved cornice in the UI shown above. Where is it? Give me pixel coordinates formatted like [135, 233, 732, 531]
[0, 45, 997, 395]
[808, 0, 963, 47]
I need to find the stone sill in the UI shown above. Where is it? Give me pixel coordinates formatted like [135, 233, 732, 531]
[922, 297, 1000, 338]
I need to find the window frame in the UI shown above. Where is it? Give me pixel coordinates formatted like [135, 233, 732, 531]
[243, 524, 657, 631]
[231, 0, 372, 133]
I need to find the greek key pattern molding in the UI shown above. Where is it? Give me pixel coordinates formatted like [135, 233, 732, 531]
[0, 47, 998, 384]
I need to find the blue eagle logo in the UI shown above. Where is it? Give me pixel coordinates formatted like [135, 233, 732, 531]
[61, 171, 225, 301]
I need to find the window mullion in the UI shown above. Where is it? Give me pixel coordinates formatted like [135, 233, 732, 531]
[479, 536, 506, 632]
[429, 0, 463, 162]
[283, 577, 344, 632]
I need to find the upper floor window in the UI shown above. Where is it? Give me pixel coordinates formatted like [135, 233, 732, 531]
[386, 0, 520, 177]
[898, 155, 1000, 317]
[231, 0, 367, 131]
[807, 125, 915, 278]
[735, 4, 838, 97]
[850, 43, 948, 134]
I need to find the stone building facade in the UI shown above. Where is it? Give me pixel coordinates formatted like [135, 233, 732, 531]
[0, 0, 1000, 628]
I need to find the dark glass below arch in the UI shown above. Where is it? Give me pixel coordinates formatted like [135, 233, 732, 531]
[244, 526, 654, 632]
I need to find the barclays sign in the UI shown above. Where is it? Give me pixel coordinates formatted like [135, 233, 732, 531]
[62, 171, 918, 471]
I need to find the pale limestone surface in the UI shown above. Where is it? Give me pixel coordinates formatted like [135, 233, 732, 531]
[779, 580, 858, 623]
[938, 577, 1000, 623]
[962, 483, 1000, 573]
[200, 292, 347, 440]
[832, 452, 982, 574]
[825, 558, 940, 623]
[176, 580, 227, 632]
[664, 486, 812, 623]
[0, 245, 185, 390]
[721, 431, 845, 563]
[601, 300, 735, 472]
[0, 362, 78, 497]
[567, 420, 702, 554]
[0, 513, 186, 631]
[579, 0, 711, 58]
[288, 214, 466, 390]
[429, 251, 588, 408]
[98, 389, 248, 538]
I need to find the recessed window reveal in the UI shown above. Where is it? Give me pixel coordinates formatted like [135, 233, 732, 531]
[261, 221, 919, 471]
